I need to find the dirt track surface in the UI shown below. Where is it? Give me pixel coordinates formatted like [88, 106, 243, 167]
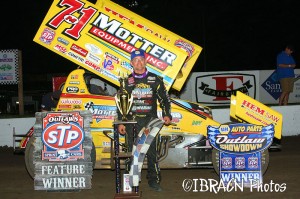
[1, 136, 300, 199]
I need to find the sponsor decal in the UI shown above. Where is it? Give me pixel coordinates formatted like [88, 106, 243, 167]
[54, 44, 67, 54]
[104, 52, 120, 64]
[128, 77, 134, 84]
[192, 120, 202, 126]
[0, 74, 13, 80]
[84, 60, 101, 71]
[89, 13, 176, 71]
[174, 39, 194, 58]
[196, 73, 256, 105]
[84, 102, 117, 123]
[71, 75, 78, 79]
[221, 156, 232, 169]
[0, 64, 12, 71]
[235, 156, 245, 169]
[42, 112, 84, 161]
[57, 37, 69, 45]
[58, 105, 72, 109]
[102, 141, 111, 147]
[158, 111, 182, 123]
[67, 51, 85, 63]
[87, 53, 101, 65]
[61, 99, 82, 104]
[103, 59, 114, 70]
[85, 43, 102, 55]
[240, 99, 281, 125]
[69, 81, 80, 85]
[73, 105, 81, 109]
[147, 76, 156, 81]
[132, 86, 152, 99]
[121, 61, 133, 71]
[261, 71, 281, 100]
[40, 27, 55, 44]
[71, 43, 88, 57]
[66, 86, 79, 93]
[0, 54, 13, 62]
[100, 68, 118, 81]
[103, 6, 171, 43]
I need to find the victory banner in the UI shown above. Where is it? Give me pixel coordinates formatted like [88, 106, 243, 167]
[208, 123, 275, 187]
[33, 0, 200, 91]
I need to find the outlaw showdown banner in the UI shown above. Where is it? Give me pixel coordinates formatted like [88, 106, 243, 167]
[33, 0, 202, 91]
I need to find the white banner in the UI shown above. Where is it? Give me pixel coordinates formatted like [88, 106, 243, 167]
[0, 49, 19, 84]
[259, 69, 300, 104]
[180, 71, 259, 106]
[179, 70, 300, 106]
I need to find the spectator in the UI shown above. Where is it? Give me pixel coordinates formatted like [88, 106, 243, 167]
[276, 45, 296, 105]
[41, 90, 62, 111]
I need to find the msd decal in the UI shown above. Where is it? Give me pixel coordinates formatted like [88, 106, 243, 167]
[42, 112, 85, 161]
[196, 73, 256, 105]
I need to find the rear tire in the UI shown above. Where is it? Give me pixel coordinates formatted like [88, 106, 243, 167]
[212, 148, 269, 175]
[25, 137, 35, 179]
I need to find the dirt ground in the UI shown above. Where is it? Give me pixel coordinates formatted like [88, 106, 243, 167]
[1, 136, 300, 199]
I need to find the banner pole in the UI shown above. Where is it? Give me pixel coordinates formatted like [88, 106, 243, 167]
[18, 50, 24, 115]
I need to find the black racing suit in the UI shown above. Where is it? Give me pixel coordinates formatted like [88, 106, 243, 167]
[117, 70, 172, 185]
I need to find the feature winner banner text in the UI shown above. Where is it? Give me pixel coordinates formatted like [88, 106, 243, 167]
[34, 0, 201, 91]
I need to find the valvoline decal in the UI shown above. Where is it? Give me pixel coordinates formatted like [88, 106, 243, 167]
[207, 123, 274, 154]
[42, 122, 84, 150]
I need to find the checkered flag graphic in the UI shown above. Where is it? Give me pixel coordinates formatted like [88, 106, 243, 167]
[128, 118, 164, 187]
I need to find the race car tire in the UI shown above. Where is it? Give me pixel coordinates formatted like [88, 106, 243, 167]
[25, 137, 35, 179]
[212, 148, 269, 175]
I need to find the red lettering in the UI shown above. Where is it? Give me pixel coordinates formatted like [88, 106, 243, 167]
[213, 76, 243, 101]
[48, 0, 96, 39]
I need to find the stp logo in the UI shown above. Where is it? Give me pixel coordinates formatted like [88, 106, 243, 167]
[42, 123, 84, 150]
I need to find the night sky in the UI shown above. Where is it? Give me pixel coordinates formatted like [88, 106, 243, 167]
[2, 0, 300, 76]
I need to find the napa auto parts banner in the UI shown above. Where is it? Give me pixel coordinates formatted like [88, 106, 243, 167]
[33, 0, 201, 91]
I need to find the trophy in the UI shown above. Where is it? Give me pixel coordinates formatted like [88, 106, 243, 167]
[115, 74, 133, 121]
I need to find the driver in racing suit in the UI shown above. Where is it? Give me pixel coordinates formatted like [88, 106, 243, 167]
[117, 49, 172, 192]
